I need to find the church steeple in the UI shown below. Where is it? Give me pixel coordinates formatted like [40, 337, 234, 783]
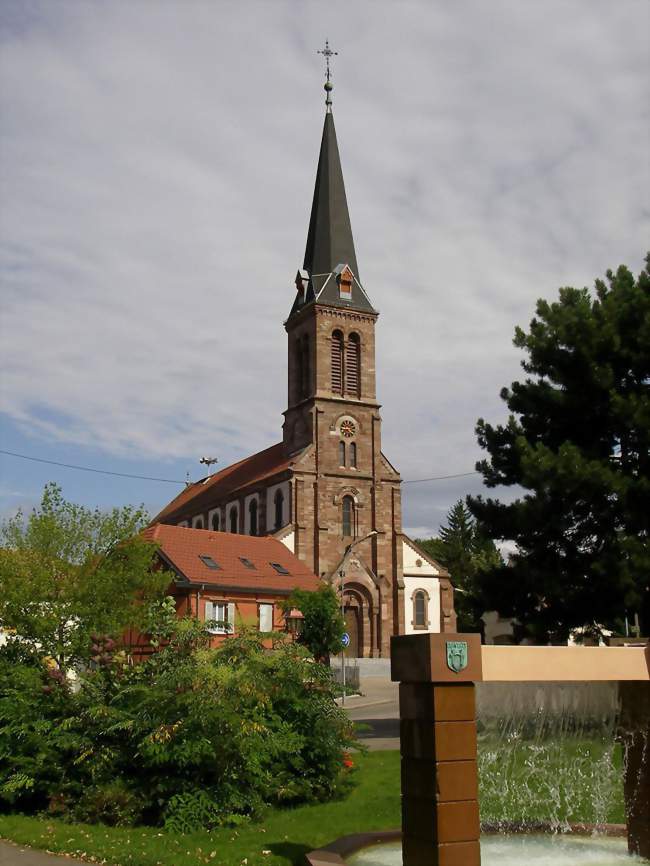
[303, 112, 359, 281]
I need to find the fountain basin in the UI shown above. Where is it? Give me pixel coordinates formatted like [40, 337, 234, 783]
[306, 828, 649, 866]
[350, 836, 647, 865]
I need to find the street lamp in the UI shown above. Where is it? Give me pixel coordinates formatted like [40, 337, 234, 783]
[336, 530, 378, 705]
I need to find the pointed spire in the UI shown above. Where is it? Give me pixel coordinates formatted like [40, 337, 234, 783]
[303, 112, 359, 281]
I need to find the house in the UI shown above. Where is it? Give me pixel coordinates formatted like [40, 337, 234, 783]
[152, 78, 457, 657]
[126, 523, 322, 654]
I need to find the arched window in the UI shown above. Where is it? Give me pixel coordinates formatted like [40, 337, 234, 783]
[249, 498, 258, 536]
[331, 330, 343, 394]
[339, 441, 346, 466]
[345, 332, 360, 397]
[193, 517, 204, 530]
[229, 506, 238, 534]
[413, 590, 427, 629]
[342, 495, 354, 538]
[274, 489, 284, 530]
[350, 442, 357, 468]
[211, 512, 220, 532]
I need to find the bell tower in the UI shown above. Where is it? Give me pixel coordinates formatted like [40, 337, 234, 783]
[283, 108, 379, 456]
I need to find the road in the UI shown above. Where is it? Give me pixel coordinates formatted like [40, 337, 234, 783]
[341, 677, 400, 751]
[0, 841, 86, 865]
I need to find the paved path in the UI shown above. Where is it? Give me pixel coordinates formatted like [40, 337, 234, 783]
[0, 840, 85, 864]
[341, 677, 400, 751]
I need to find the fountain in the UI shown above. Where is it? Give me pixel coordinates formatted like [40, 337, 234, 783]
[306, 634, 649, 866]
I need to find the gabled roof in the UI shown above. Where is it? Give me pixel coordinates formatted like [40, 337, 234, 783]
[152, 442, 294, 524]
[144, 523, 321, 593]
[402, 534, 450, 577]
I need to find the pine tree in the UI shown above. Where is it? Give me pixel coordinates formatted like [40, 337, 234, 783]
[417, 500, 502, 632]
[469, 256, 650, 643]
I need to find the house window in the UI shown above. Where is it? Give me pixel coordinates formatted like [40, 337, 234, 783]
[339, 441, 346, 466]
[274, 489, 284, 530]
[413, 590, 428, 629]
[342, 495, 355, 538]
[345, 333, 360, 397]
[259, 603, 273, 632]
[239, 557, 256, 570]
[331, 330, 343, 394]
[229, 506, 238, 534]
[350, 442, 357, 468]
[249, 498, 258, 536]
[205, 601, 234, 634]
[270, 562, 290, 575]
[192, 516, 204, 529]
[210, 512, 220, 532]
[198, 554, 221, 570]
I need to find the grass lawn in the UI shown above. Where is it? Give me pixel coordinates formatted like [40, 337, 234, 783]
[0, 741, 626, 866]
[0, 752, 400, 866]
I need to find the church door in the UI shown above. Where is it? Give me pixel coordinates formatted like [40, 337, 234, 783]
[344, 606, 360, 658]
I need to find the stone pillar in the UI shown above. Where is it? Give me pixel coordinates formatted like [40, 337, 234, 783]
[391, 633, 483, 866]
[619, 680, 650, 860]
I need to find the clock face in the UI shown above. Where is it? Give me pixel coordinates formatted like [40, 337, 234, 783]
[340, 420, 356, 438]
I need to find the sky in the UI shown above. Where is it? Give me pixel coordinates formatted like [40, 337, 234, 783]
[0, 0, 648, 537]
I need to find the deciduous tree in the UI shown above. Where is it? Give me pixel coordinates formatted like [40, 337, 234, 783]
[0, 483, 167, 670]
[283, 585, 345, 665]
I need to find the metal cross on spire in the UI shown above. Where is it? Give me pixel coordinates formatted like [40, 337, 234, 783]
[317, 39, 338, 111]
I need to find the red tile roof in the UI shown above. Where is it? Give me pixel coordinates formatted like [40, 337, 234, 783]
[144, 523, 321, 594]
[152, 442, 293, 523]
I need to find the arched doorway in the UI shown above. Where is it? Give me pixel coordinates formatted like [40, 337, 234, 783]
[341, 583, 375, 658]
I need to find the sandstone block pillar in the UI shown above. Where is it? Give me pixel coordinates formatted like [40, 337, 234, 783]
[619, 680, 650, 860]
[391, 633, 483, 866]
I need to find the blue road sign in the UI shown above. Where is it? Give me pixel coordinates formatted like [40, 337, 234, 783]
[341, 632, 350, 648]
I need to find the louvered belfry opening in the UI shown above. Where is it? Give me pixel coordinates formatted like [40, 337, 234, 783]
[345, 332, 360, 397]
[331, 330, 343, 394]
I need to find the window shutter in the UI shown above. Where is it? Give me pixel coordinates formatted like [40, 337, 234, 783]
[345, 335, 360, 396]
[259, 603, 273, 632]
[331, 332, 343, 394]
[227, 602, 236, 634]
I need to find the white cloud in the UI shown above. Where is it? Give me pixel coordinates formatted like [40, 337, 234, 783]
[0, 0, 648, 531]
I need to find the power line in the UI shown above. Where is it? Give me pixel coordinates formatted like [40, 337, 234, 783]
[0, 448, 481, 486]
[403, 471, 480, 484]
[0, 449, 185, 484]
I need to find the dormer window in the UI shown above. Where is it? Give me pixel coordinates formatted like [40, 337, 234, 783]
[338, 266, 353, 299]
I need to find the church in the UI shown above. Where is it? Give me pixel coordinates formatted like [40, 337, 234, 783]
[153, 73, 456, 658]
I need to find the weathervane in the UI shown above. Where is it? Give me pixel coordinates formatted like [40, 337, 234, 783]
[317, 39, 338, 111]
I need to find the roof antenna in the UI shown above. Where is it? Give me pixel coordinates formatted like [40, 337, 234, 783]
[317, 39, 337, 112]
[199, 457, 219, 468]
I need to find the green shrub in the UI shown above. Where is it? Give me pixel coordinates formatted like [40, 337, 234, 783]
[0, 620, 357, 830]
[73, 781, 142, 827]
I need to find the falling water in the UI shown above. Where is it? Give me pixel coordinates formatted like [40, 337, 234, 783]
[476, 681, 624, 830]
[351, 680, 649, 865]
